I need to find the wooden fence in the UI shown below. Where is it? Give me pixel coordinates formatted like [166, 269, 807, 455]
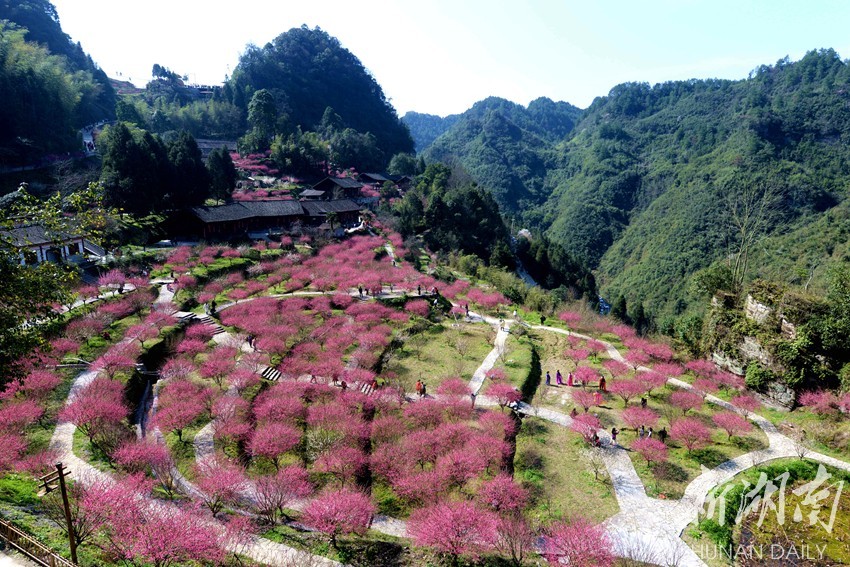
[0, 518, 76, 567]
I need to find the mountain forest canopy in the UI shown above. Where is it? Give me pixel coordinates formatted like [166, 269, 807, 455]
[225, 25, 414, 165]
[0, 0, 115, 165]
[408, 49, 850, 336]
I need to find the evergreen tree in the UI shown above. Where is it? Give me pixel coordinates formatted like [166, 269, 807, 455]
[166, 131, 210, 209]
[207, 148, 237, 201]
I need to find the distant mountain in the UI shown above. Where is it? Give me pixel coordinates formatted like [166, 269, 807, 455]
[226, 26, 413, 163]
[0, 0, 115, 165]
[413, 49, 850, 330]
[0, 0, 115, 123]
[402, 111, 460, 152]
[416, 96, 581, 214]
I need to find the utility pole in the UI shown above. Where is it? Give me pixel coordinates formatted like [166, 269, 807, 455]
[38, 463, 77, 565]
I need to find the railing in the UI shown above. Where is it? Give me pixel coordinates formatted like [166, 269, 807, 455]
[0, 518, 77, 567]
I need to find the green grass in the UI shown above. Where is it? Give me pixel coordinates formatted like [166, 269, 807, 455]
[72, 428, 117, 473]
[515, 417, 619, 525]
[391, 320, 495, 391]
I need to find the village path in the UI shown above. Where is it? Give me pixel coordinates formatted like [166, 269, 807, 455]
[503, 323, 850, 566]
[49, 283, 341, 567]
[66, 255, 850, 567]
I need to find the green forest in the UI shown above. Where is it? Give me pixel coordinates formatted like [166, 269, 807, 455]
[406, 49, 850, 337]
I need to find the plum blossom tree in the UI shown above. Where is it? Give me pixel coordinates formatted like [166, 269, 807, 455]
[572, 389, 597, 412]
[249, 423, 301, 470]
[543, 517, 614, 567]
[477, 474, 529, 515]
[603, 359, 632, 379]
[670, 390, 704, 415]
[712, 411, 753, 439]
[693, 378, 719, 397]
[314, 446, 367, 487]
[253, 465, 313, 523]
[624, 349, 650, 370]
[408, 501, 498, 565]
[302, 488, 375, 548]
[632, 437, 668, 465]
[193, 457, 246, 516]
[731, 394, 761, 414]
[637, 370, 668, 396]
[495, 515, 535, 567]
[18, 370, 61, 402]
[570, 413, 601, 444]
[653, 362, 684, 377]
[572, 365, 598, 388]
[608, 379, 644, 407]
[558, 311, 582, 328]
[798, 390, 839, 415]
[92, 344, 140, 379]
[80, 478, 224, 567]
[487, 382, 521, 411]
[621, 406, 659, 431]
[670, 417, 712, 453]
[59, 377, 127, 448]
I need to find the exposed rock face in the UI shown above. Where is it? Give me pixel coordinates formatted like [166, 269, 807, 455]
[744, 294, 773, 324]
[780, 318, 797, 340]
[712, 351, 745, 376]
[740, 336, 778, 370]
[760, 380, 795, 409]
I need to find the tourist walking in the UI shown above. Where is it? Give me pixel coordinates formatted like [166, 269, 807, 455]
[568, 372, 574, 387]
[556, 370, 563, 385]
[638, 425, 646, 439]
[420, 382, 427, 397]
[415, 380, 423, 397]
[545, 371, 551, 386]
[611, 427, 619, 444]
[640, 397, 647, 408]
[658, 427, 668, 444]
[598, 376, 607, 392]
[647, 427, 653, 439]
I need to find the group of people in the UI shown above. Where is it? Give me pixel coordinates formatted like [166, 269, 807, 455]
[545, 370, 570, 386]
[545, 370, 607, 393]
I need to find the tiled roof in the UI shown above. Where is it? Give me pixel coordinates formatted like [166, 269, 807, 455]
[1, 224, 81, 247]
[359, 173, 389, 183]
[301, 199, 361, 216]
[313, 177, 364, 190]
[191, 200, 304, 223]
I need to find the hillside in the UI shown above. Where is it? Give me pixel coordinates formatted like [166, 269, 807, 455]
[415, 97, 581, 214]
[225, 25, 413, 162]
[415, 49, 850, 329]
[0, 0, 115, 165]
[401, 111, 460, 152]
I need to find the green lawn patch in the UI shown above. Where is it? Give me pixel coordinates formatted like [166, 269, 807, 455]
[515, 417, 619, 525]
[391, 320, 495, 391]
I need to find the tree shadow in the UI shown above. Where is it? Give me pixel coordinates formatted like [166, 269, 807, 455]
[691, 447, 729, 468]
[520, 419, 548, 437]
[338, 538, 406, 567]
[731, 435, 767, 452]
[653, 461, 688, 483]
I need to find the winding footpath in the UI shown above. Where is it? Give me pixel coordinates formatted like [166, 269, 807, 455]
[49, 282, 340, 567]
[48, 265, 850, 567]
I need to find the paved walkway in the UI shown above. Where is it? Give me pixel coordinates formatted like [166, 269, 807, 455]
[49, 254, 850, 567]
[49, 283, 339, 567]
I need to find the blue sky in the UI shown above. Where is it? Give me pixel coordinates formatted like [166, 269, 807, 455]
[51, 0, 850, 116]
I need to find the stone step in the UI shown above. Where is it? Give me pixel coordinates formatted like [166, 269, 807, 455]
[261, 366, 282, 381]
